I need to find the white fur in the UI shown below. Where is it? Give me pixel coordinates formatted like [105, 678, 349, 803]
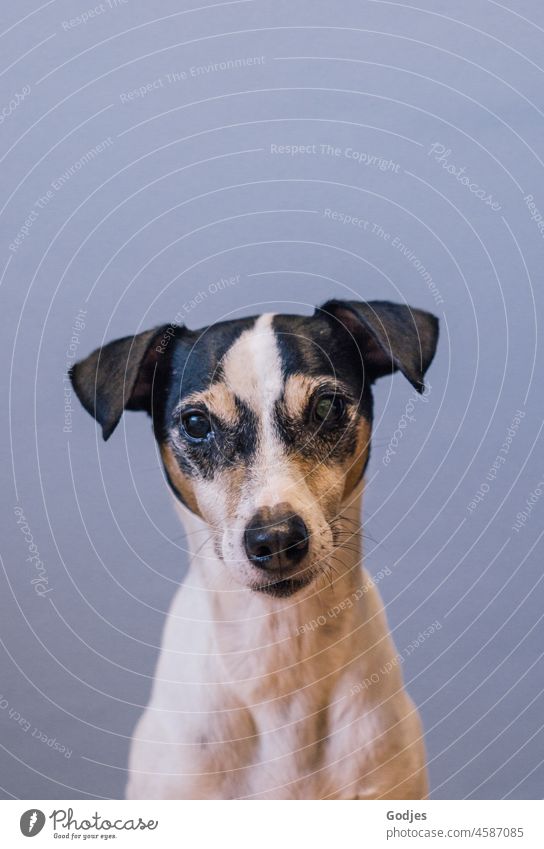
[126, 493, 428, 799]
[197, 315, 334, 587]
[126, 316, 428, 799]
[222, 312, 286, 484]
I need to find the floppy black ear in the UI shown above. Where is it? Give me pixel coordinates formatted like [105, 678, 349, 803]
[318, 299, 439, 392]
[69, 325, 182, 440]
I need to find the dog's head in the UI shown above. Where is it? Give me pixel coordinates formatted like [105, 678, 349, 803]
[71, 300, 438, 597]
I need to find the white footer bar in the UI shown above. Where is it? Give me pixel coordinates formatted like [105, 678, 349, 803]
[2, 799, 542, 848]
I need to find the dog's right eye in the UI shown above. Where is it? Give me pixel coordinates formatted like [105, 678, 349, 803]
[312, 393, 346, 426]
[180, 410, 212, 442]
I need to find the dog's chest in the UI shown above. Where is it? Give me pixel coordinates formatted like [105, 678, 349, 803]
[242, 699, 362, 799]
[179, 682, 392, 799]
[129, 568, 424, 799]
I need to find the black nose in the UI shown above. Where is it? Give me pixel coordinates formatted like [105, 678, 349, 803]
[244, 507, 309, 569]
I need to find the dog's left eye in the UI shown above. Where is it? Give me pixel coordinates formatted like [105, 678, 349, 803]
[312, 394, 345, 425]
[180, 410, 212, 441]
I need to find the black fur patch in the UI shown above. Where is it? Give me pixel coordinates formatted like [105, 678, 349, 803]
[164, 312, 376, 480]
[272, 313, 375, 419]
[170, 396, 259, 480]
[274, 390, 363, 464]
[155, 316, 256, 439]
[71, 302, 437, 501]
[159, 317, 259, 479]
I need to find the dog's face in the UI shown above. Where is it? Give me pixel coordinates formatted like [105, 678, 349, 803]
[71, 300, 438, 597]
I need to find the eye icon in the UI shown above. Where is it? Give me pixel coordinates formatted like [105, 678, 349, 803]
[20, 809, 46, 836]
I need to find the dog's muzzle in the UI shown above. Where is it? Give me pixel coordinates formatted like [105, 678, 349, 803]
[244, 505, 309, 574]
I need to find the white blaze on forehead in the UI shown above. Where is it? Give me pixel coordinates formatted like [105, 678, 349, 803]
[221, 313, 285, 475]
[221, 313, 284, 413]
[220, 315, 321, 521]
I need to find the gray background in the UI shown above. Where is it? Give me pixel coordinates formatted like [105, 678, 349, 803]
[1, 0, 543, 800]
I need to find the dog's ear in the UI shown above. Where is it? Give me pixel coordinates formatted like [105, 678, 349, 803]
[318, 299, 439, 393]
[70, 325, 182, 440]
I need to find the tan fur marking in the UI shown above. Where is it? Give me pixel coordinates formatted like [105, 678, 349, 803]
[282, 374, 320, 419]
[343, 419, 371, 498]
[287, 417, 371, 516]
[160, 442, 201, 516]
[182, 383, 239, 426]
[290, 454, 345, 518]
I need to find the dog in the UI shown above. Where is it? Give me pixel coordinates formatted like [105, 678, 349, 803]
[70, 298, 439, 799]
